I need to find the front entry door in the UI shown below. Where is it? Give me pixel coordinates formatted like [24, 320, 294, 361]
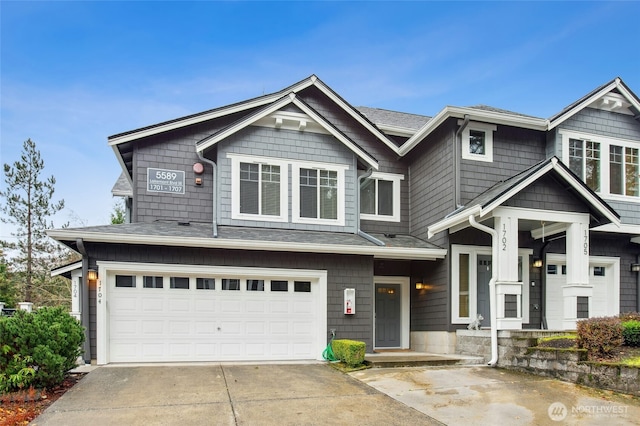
[375, 283, 401, 347]
[477, 255, 492, 327]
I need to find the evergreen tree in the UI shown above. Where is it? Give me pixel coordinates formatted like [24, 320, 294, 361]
[1, 139, 65, 303]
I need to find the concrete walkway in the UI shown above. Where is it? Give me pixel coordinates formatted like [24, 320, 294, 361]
[352, 365, 640, 425]
[33, 363, 441, 425]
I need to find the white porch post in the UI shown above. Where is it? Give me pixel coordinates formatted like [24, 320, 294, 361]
[563, 219, 592, 329]
[494, 214, 523, 330]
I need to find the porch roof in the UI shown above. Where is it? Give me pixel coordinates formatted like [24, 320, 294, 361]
[427, 157, 620, 238]
[47, 223, 446, 261]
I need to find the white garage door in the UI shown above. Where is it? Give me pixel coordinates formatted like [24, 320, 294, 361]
[106, 268, 323, 363]
[545, 255, 619, 330]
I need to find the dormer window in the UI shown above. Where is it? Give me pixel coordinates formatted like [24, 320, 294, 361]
[460, 121, 497, 162]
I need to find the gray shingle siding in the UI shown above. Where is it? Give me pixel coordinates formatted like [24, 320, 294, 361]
[560, 108, 640, 141]
[460, 126, 546, 206]
[409, 121, 456, 247]
[504, 174, 590, 213]
[217, 125, 358, 232]
[133, 130, 214, 224]
[86, 242, 375, 351]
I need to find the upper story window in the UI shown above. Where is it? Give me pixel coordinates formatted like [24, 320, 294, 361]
[562, 130, 640, 201]
[292, 162, 347, 226]
[460, 121, 497, 163]
[360, 172, 404, 222]
[229, 154, 288, 222]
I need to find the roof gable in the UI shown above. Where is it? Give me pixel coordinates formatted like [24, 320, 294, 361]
[196, 93, 379, 170]
[427, 157, 620, 238]
[548, 77, 640, 130]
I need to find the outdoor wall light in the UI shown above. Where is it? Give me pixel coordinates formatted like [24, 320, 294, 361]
[532, 258, 543, 268]
[631, 263, 640, 273]
[416, 282, 425, 290]
[87, 269, 98, 281]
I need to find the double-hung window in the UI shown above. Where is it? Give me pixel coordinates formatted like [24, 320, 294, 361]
[292, 162, 346, 226]
[360, 172, 404, 222]
[562, 130, 640, 201]
[229, 154, 288, 222]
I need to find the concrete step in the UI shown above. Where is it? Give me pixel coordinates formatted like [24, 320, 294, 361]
[365, 352, 485, 368]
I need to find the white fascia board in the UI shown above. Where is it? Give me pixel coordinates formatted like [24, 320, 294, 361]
[616, 80, 640, 113]
[548, 80, 619, 131]
[197, 94, 294, 152]
[481, 162, 556, 215]
[111, 145, 134, 185]
[399, 106, 548, 157]
[312, 79, 400, 155]
[550, 162, 621, 227]
[112, 190, 133, 197]
[290, 97, 379, 170]
[592, 223, 640, 236]
[108, 79, 317, 146]
[46, 229, 446, 261]
[399, 108, 451, 156]
[427, 205, 482, 239]
[51, 261, 82, 277]
[374, 123, 416, 138]
[632, 236, 640, 244]
[196, 94, 379, 170]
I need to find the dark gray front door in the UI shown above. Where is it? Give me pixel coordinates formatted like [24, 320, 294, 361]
[477, 255, 492, 327]
[375, 283, 401, 347]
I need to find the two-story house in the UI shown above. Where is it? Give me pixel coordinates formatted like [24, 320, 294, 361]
[49, 76, 640, 365]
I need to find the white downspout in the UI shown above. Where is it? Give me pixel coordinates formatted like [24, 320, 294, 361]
[468, 215, 499, 367]
[196, 149, 218, 238]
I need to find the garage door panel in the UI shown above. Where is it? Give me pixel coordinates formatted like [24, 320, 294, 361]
[109, 272, 321, 362]
[270, 301, 289, 313]
[142, 298, 164, 312]
[168, 299, 191, 313]
[142, 321, 164, 334]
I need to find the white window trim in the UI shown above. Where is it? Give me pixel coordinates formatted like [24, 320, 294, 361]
[360, 171, 404, 223]
[459, 121, 497, 163]
[451, 244, 531, 324]
[560, 129, 640, 203]
[292, 160, 347, 226]
[228, 154, 289, 222]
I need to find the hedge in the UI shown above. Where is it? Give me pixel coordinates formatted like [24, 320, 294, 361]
[576, 316, 623, 360]
[0, 307, 85, 392]
[622, 320, 640, 347]
[331, 339, 366, 367]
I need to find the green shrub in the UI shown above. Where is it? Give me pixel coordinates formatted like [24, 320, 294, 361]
[0, 307, 84, 392]
[622, 320, 640, 347]
[576, 316, 623, 360]
[331, 339, 366, 367]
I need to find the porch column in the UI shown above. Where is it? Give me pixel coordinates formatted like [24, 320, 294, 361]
[494, 215, 523, 330]
[563, 219, 592, 329]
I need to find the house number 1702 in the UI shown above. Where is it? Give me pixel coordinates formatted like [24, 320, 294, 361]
[502, 224, 507, 251]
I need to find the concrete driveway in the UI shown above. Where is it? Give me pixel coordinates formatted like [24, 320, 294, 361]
[32, 363, 441, 425]
[352, 365, 640, 425]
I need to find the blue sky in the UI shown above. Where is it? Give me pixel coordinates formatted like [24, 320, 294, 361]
[1, 1, 639, 242]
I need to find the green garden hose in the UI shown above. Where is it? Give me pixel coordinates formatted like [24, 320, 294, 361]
[322, 333, 338, 361]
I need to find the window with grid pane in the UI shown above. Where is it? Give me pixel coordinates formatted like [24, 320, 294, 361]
[300, 168, 337, 220]
[240, 162, 280, 216]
